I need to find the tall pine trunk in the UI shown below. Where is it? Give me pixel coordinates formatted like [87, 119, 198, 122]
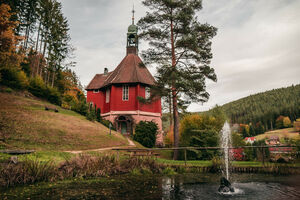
[168, 91, 173, 128]
[35, 21, 41, 51]
[170, 9, 180, 160]
[51, 71, 55, 87]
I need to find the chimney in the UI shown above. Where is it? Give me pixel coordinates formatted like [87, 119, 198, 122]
[104, 68, 108, 75]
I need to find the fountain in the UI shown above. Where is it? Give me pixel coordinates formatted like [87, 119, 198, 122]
[219, 121, 235, 193]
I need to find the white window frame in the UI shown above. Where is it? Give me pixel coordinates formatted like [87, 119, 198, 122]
[106, 89, 110, 103]
[145, 87, 150, 99]
[122, 85, 129, 101]
[93, 89, 99, 93]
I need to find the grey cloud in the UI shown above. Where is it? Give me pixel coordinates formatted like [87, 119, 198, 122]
[59, 0, 300, 112]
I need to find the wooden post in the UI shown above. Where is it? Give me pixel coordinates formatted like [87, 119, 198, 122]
[184, 149, 187, 166]
[262, 147, 265, 166]
[117, 150, 120, 162]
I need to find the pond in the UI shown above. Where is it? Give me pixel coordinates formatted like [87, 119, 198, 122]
[1, 173, 300, 199]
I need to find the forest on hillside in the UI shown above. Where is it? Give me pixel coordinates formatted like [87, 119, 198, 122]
[0, 0, 90, 115]
[220, 84, 300, 131]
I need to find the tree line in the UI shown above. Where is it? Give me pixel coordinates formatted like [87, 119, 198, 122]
[218, 84, 300, 135]
[0, 1, 91, 118]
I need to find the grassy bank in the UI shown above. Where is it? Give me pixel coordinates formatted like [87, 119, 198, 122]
[156, 158, 300, 167]
[0, 92, 129, 151]
[255, 128, 299, 141]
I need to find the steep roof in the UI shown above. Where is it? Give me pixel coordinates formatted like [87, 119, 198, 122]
[85, 72, 111, 90]
[85, 54, 155, 90]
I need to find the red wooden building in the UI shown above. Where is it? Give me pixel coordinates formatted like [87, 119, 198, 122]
[85, 17, 162, 144]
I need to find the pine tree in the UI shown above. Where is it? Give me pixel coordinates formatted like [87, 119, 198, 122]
[138, 0, 217, 159]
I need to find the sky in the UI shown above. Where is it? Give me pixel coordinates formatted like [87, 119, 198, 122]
[59, 0, 300, 112]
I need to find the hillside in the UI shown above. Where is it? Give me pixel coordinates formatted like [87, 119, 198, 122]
[0, 90, 129, 151]
[255, 128, 299, 141]
[219, 84, 300, 129]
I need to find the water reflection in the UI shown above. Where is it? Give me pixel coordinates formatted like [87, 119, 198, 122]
[1, 174, 300, 199]
[161, 174, 300, 200]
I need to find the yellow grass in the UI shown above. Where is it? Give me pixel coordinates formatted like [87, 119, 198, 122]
[255, 128, 300, 141]
[0, 92, 129, 151]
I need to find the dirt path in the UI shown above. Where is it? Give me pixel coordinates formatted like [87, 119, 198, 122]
[65, 137, 136, 154]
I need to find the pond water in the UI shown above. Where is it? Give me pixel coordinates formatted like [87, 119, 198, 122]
[1, 173, 300, 199]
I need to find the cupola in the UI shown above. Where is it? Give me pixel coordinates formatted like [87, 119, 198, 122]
[127, 7, 138, 55]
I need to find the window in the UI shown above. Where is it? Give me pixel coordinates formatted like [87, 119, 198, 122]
[122, 85, 129, 101]
[93, 89, 99, 93]
[145, 87, 150, 99]
[106, 89, 110, 103]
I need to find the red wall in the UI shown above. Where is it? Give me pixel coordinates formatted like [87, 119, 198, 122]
[138, 85, 161, 114]
[87, 90, 103, 111]
[87, 84, 161, 115]
[111, 85, 137, 111]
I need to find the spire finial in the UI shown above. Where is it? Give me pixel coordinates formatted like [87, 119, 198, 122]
[132, 4, 135, 25]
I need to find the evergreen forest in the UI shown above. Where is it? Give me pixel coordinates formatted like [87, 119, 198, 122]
[219, 84, 300, 132]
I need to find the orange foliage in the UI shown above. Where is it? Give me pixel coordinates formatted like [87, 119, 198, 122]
[239, 124, 249, 133]
[164, 126, 174, 147]
[0, 4, 24, 68]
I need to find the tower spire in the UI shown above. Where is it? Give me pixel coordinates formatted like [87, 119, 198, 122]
[132, 4, 135, 25]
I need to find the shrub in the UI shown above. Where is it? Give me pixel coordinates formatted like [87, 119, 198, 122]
[283, 117, 292, 128]
[0, 68, 29, 90]
[96, 108, 101, 122]
[130, 168, 142, 175]
[133, 121, 158, 148]
[28, 76, 46, 97]
[101, 119, 115, 130]
[276, 116, 285, 129]
[46, 86, 61, 105]
[28, 76, 61, 105]
[16, 70, 29, 89]
[162, 167, 176, 175]
[4, 87, 13, 93]
[86, 111, 96, 121]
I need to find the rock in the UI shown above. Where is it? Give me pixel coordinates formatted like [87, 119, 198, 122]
[218, 177, 235, 193]
[10, 156, 18, 164]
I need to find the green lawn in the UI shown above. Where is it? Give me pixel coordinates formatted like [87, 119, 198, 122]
[0, 151, 74, 164]
[156, 158, 212, 166]
[156, 158, 300, 167]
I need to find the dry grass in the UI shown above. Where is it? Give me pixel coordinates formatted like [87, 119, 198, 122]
[0, 92, 128, 151]
[255, 128, 299, 141]
[0, 154, 164, 187]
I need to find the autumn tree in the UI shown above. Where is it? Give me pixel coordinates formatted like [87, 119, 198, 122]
[138, 0, 217, 159]
[0, 3, 23, 70]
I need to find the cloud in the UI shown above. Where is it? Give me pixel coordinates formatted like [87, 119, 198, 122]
[59, 0, 300, 112]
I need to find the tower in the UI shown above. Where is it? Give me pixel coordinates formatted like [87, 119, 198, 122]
[127, 7, 138, 55]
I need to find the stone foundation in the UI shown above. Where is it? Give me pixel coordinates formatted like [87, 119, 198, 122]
[102, 110, 163, 145]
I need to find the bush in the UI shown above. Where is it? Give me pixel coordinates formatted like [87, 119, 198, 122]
[72, 101, 88, 116]
[28, 76, 61, 105]
[0, 68, 29, 90]
[100, 119, 115, 130]
[133, 121, 158, 148]
[162, 167, 176, 175]
[86, 111, 96, 121]
[4, 87, 13, 93]
[46, 86, 61, 105]
[28, 76, 46, 97]
[96, 108, 101, 122]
